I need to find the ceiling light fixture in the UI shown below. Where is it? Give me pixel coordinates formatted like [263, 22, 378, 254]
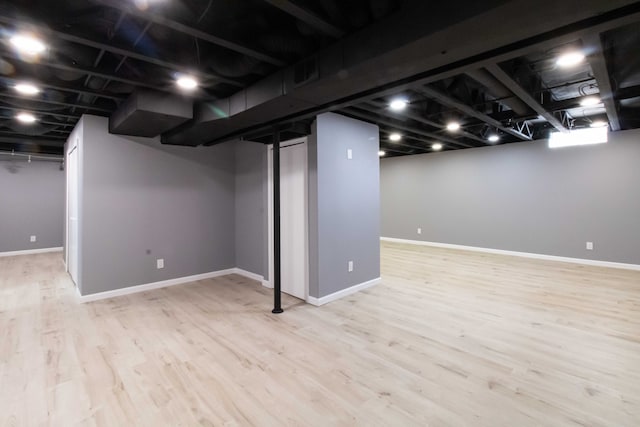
[432, 143, 443, 151]
[446, 122, 460, 132]
[10, 34, 46, 55]
[378, 150, 386, 157]
[14, 82, 40, 95]
[176, 75, 198, 90]
[389, 133, 402, 142]
[556, 51, 585, 68]
[590, 120, 608, 128]
[389, 99, 408, 111]
[580, 97, 600, 107]
[488, 134, 500, 143]
[16, 112, 37, 123]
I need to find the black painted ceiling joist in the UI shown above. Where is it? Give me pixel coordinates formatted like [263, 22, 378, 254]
[582, 33, 622, 131]
[485, 64, 568, 133]
[417, 85, 533, 141]
[0, 77, 125, 102]
[94, 0, 286, 67]
[262, 0, 345, 38]
[0, 93, 112, 113]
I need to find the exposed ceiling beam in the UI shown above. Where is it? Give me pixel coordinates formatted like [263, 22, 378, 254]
[0, 105, 82, 120]
[484, 64, 568, 133]
[0, 49, 217, 98]
[0, 131, 66, 140]
[262, 0, 345, 38]
[0, 135, 64, 146]
[204, 4, 640, 146]
[345, 107, 472, 149]
[0, 93, 112, 113]
[0, 14, 244, 88]
[417, 85, 533, 141]
[0, 77, 125, 102]
[365, 101, 486, 144]
[94, 0, 286, 67]
[582, 33, 622, 131]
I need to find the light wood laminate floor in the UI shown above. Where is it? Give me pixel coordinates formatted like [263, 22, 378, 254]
[1, 242, 639, 426]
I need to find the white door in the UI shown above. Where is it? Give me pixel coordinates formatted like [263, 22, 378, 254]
[67, 145, 79, 285]
[268, 139, 308, 300]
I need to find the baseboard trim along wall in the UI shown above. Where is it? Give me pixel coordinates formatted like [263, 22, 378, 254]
[77, 268, 237, 303]
[77, 267, 268, 303]
[306, 277, 381, 306]
[381, 237, 640, 271]
[0, 247, 63, 257]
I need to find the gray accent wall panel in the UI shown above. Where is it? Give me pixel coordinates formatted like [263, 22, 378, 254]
[309, 113, 381, 298]
[0, 159, 64, 252]
[80, 115, 236, 295]
[381, 129, 640, 265]
[235, 140, 267, 277]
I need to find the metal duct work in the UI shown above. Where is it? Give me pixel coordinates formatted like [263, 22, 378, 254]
[465, 69, 530, 116]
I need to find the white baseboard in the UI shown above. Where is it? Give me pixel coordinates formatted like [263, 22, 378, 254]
[261, 279, 273, 289]
[77, 268, 236, 303]
[381, 237, 640, 271]
[307, 277, 381, 306]
[232, 268, 264, 282]
[0, 247, 63, 257]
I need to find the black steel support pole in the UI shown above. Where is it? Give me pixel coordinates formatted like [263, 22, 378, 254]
[272, 129, 283, 314]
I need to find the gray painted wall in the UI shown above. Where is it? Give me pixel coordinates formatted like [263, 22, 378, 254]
[309, 113, 381, 298]
[381, 128, 640, 265]
[235, 139, 267, 276]
[79, 115, 236, 295]
[0, 158, 65, 252]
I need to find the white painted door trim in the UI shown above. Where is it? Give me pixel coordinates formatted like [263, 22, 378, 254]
[267, 137, 309, 301]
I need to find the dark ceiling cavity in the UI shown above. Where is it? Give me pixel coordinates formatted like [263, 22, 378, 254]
[0, 0, 639, 157]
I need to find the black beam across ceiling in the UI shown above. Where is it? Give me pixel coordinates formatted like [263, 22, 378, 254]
[365, 101, 485, 144]
[417, 85, 533, 141]
[345, 107, 471, 149]
[94, 0, 286, 67]
[0, 77, 125, 102]
[485, 64, 568, 133]
[0, 131, 66, 141]
[262, 0, 345, 38]
[582, 33, 622, 131]
[0, 93, 112, 113]
[0, 14, 244, 88]
[0, 105, 81, 120]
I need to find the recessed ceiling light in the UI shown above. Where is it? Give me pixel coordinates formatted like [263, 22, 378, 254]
[14, 82, 40, 95]
[10, 34, 46, 55]
[389, 99, 408, 111]
[556, 51, 585, 68]
[590, 120, 608, 128]
[488, 134, 500, 143]
[378, 150, 386, 156]
[580, 97, 600, 107]
[432, 143, 443, 151]
[389, 133, 402, 142]
[176, 75, 198, 90]
[16, 112, 37, 123]
[446, 122, 460, 132]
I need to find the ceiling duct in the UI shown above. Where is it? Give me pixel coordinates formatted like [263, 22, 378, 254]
[109, 89, 193, 137]
[161, 0, 636, 146]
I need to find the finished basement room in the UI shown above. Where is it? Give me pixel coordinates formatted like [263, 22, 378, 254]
[1, 0, 639, 426]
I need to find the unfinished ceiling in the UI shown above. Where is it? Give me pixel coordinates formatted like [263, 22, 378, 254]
[0, 0, 639, 157]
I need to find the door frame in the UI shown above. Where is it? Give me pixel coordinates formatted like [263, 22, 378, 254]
[267, 137, 309, 301]
[66, 141, 79, 286]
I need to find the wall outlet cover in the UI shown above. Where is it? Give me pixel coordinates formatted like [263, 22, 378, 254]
[157, 258, 165, 269]
[348, 260, 354, 272]
[586, 242, 594, 250]
[417, 228, 422, 234]
[30, 235, 36, 242]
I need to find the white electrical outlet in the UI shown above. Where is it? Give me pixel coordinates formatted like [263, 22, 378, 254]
[347, 148, 353, 160]
[30, 235, 36, 242]
[586, 242, 594, 250]
[348, 261, 354, 272]
[157, 258, 165, 269]
[417, 228, 422, 234]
